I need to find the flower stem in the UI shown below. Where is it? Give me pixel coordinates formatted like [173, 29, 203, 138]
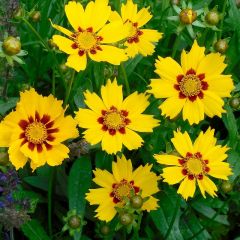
[10, 228, 14, 240]
[52, 68, 56, 95]
[218, 0, 227, 40]
[63, 70, 75, 107]
[171, 34, 180, 58]
[120, 63, 130, 95]
[164, 197, 181, 240]
[48, 167, 56, 237]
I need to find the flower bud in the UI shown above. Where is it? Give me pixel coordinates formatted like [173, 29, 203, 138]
[221, 181, 233, 193]
[13, 7, 24, 20]
[179, 9, 197, 25]
[119, 213, 133, 226]
[2, 37, 21, 56]
[59, 63, 68, 73]
[214, 39, 228, 54]
[229, 97, 240, 109]
[100, 224, 110, 235]
[31, 11, 41, 22]
[205, 10, 220, 26]
[171, 0, 180, 5]
[130, 195, 143, 209]
[68, 215, 81, 229]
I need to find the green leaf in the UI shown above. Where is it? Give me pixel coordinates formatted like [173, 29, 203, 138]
[68, 156, 92, 240]
[21, 219, 50, 240]
[0, 97, 18, 115]
[24, 176, 49, 191]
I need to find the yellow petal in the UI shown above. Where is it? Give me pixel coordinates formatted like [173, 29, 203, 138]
[208, 162, 232, 180]
[207, 75, 234, 97]
[82, 127, 105, 145]
[142, 196, 159, 211]
[101, 79, 123, 109]
[137, 38, 156, 56]
[52, 35, 77, 54]
[0, 122, 13, 147]
[133, 7, 152, 27]
[148, 78, 177, 98]
[50, 20, 73, 37]
[141, 29, 162, 42]
[202, 90, 225, 118]
[75, 108, 99, 128]
[86, 188, 111, 205]
[66, 53, 87, 72]
[159, 96, 185, 119]
[112, 155, 133, 182]
[197, 176, 217, 198]
[82, 1, 95, 29]
[65, 1, 85, 30]
[109, 10, 122, 22]
[46, 144, 69, 166]
[177, 177, 196, 200]
[171, 131, 194, 157]
[128, 114, 159, 132]
[122, 92, 149, 117]
[122, 128, 143, 151]
[121, 0, 138, 22]
[161, 166, 185, 184]
[181, 40, 205, 74]
[94, 200, 116, 222]
[154, 154, 181, 166]
[197, 53, 226, 77]
[203, 145, 228, 163]
[8, 140, 28, 170]
[182, 98, 204, 125]
[83, 90, 106, 114]
[98, 21, 128, 43]
[155, 56, 184, 82]
[124, 42, 139, 58]
[193, 128, 216, 154]
[93, 169, 115, 188]
[89, 45, 128, 65]
[101, 132, 123, 154]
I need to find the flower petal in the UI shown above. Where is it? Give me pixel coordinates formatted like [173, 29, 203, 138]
[203, 145, 228, 163]
[121, 0, 138, 22]
[86, 188, 111, 205]
[50, 20, 73, 37]
[154, 154, 181, 166]
[122, 128, 143, 151]
[94, 200, 116, 222]
[208, 162, 232, 180]
[66, 53, 87, 72]
[101, 132, 123, 154]
[82, 127, 105, 145]
[177, 177, 196, 200]
[52, 35, 77, 54]
[197, 176, 217, 198]
[46, 144, 69, 166]
[142, 196, 159, 211]
[93, 169, 115, 188]
[133, 7, 152, 27]
[161, 166, 185, 184]
[75, 109, 99, 128]
[141, 29, 162, 42]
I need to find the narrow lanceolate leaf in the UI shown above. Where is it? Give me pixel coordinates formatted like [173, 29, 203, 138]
[21, 219, 50, 240]
[68, 156, 92, 240]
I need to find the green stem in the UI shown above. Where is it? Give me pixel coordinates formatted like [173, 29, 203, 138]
[133, 212, 143, 239]
[164, 197, 181, 240]
[218, 0, 227, 40]
[48, 168, 56, 238]
[63, 70, 75, 107]
[171, 34, 180, 58]
[10, 228, 14, 240]
[52, 68, 56, 95]
[120, 63, 130, 95]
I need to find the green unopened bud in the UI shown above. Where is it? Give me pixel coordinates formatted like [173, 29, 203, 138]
[214, 39, 228, 54]
[221, 181, 233, 193]
[205, 10, 220, 26]
[119, 213, 133, 226]
[171, 0, 180, 5]
[179, 8, 197, 25]
[100, 224, 110, 235]
[2, 37, 21, 56]
[229, 97, 240, 109]
[31, 11, 41, 22]
[13, 7, 24, 20]
[68, 215, 81, 229]
[59, 63, 68, 73]
[130, 195, 143, 209]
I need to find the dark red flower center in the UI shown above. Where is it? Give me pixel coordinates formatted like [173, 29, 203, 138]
[126, 22, 143, 44]
[174, 69, 208, 102]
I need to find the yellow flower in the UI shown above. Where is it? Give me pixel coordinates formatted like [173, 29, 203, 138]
[0, 88, 79, 171]
[86, 155, 160, 222]
[110, 0, 163, 58]
[51, 0, 128, 72]
[154, 128, 232, 200]
[148, 40, 234, 125]
[75, 79, 159, 154]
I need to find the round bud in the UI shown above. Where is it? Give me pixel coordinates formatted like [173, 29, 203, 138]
[179, 8, 197, 25]
[171, 0, 180, 5]
[60, 63, 68, 73]
[31, 11, 41, 22]
[100, 224, 110, 235]
[119, 213, 133, 226]
[13, 7, 24, 20]
[2, 37, 21, 56]
[221, 181, 233, 193]
[205, 10, 220, 26]
[229, 97, 240, 109]
[68, 215, 81, 229]
[130, 195, 143, 209]
[214, 39, 228, 54]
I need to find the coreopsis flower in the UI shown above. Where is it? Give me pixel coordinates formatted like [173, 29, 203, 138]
[86, 155, 160, 222]
[148, 40, 234, 125]
[75, 79, 159, 154]
[51, 0, 128, 72]
[0, 88, 79, 171]
[154, 128, 232, 200]
[110, 0, 162, 58]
